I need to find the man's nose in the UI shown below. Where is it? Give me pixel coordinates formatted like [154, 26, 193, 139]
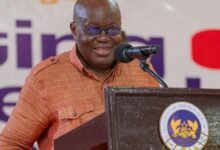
[96, 30, 110, 42]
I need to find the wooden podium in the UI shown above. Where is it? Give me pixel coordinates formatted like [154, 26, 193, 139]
[54, 88, 220, 150]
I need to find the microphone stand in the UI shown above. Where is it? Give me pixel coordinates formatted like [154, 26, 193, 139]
[139, 58, 168, 88]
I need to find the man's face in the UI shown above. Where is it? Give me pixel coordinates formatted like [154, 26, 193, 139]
[71, 2, 123, 71]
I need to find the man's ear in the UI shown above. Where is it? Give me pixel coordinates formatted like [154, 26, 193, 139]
[70, 22, 77, 37]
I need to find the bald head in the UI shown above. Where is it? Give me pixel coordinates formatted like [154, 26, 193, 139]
[73, 0, 121, 23]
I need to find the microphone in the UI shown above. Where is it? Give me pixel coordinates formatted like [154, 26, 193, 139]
[114, 43, 160, 63]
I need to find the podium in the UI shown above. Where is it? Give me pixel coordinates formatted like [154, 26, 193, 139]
[54, 87, 220, 150]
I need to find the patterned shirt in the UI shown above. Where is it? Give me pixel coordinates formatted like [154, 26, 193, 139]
[0, 47, 159, 150]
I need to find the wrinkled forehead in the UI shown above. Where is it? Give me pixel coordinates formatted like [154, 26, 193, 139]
[73, 0, 121, 25]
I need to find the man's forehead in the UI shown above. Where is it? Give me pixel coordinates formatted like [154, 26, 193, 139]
[73, 0, 120, 20]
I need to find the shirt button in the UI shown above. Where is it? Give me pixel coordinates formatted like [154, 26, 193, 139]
[73, 111, 77, 117]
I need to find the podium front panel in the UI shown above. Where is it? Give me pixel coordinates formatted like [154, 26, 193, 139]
[105, 87, 220, 150]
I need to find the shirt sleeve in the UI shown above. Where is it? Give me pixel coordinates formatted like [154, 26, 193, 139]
[0, 76, 50, 149]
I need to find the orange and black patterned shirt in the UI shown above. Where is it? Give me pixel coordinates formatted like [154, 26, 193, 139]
[0, 47, 159, 150]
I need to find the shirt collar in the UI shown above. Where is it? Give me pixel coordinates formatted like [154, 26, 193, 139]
[69, 45, 85, 73]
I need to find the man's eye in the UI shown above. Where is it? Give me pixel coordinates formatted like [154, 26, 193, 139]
[107, 26, 121, 36]
[86, 26, 100, 35]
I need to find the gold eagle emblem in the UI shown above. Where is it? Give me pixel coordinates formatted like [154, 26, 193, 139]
[171, 119, 198, 139]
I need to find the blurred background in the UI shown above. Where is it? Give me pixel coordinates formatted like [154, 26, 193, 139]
[0, 0, 219, 148]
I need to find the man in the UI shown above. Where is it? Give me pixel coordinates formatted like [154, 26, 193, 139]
[0, 0, 159, 149]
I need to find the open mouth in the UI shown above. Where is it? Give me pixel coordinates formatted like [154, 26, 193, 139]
[93, 47, 112, 57]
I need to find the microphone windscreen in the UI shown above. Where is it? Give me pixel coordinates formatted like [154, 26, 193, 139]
[149, 45, 160, 54]
[114, 43, 133, 63]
